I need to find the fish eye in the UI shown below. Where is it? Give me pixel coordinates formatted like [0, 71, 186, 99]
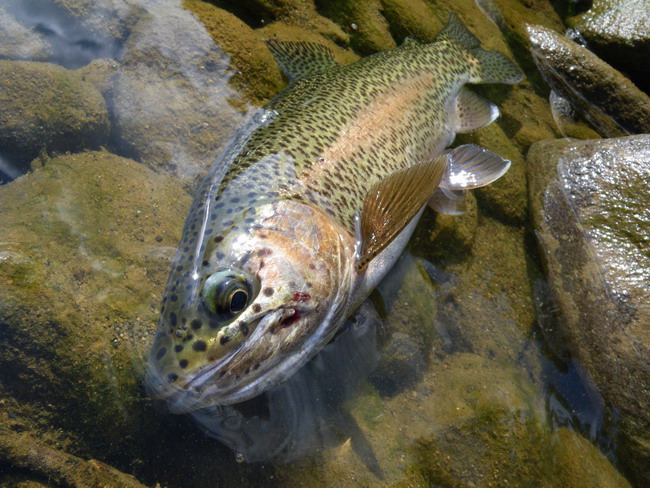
[202, 270, 253, 318]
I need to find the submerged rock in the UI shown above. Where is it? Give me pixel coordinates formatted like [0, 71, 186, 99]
[528, 135, 650, 486]
[527, 24, 650, 137]
[0, 150, 189, 458]
[0, 60, 109, 169]
[0, 3, 52, 62]
[182, 0, 284, 105]
[568, 0, 650, 92]
[111, 1, 252, 183]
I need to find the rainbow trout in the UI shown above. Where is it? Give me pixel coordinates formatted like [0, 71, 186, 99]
[146, 14, 522, 411]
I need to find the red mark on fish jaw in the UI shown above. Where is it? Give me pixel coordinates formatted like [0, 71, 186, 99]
[293, 292, 311, 303]
[270, 308, 301, 334]
[281, 308, 301, 326]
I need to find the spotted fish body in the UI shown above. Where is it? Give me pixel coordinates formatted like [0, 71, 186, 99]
[146, 14, 521, 411]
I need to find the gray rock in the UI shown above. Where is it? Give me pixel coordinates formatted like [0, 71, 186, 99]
[527, 24, 650, 137]
[0, 60, 109, 169]
[111, 1, 250, 182]
[0, 4, 52, 62]
[568, 0, 650, 92]
[2, 0, 131, 69]
[528, 135, 650, 486]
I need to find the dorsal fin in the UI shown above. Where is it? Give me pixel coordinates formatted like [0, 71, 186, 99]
[401, 36, 421, 48]
[435, 13, 481, 50]
[265, 40, 340, 81]
[356, 155, 447, 272]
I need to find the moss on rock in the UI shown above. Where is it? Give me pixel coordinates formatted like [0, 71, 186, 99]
[0, 60, 109, 169]
[0, 150, 189, 458]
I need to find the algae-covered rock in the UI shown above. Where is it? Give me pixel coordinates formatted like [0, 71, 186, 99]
[528, 135, 650, 486]
[183, 0, 284, 104]
[568, 0, 650, 92]
[0, 60, 109, 169]
[456, 122, 529, 225]
[316, 0, 397, 54]
[527, 24, 650, 137]
[0, 150, 189, 456]
[402, 417, 631, 488]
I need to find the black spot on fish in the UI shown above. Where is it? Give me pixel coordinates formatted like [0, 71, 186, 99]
[263, 287, 274, 297]
[170, 313, 177, 327]
[174, 345, 184, 353]
[193, 340, 207, 352]
[156, 347, 167, 361]
[240, 322, 249, 336]
[191, 319, 202, 330]
[170, 294, 178, 302]
[179, 359, 189, 369]
[252, 304, 261, 313]
[167, 373, 178, 383]
[214, 236, 223, 243]
[220, 335, 230, 345]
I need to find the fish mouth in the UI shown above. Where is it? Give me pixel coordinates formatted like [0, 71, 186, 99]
[169, 306, 307, 410]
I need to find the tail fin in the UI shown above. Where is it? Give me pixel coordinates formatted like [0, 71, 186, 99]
[437, 13, 522, 85]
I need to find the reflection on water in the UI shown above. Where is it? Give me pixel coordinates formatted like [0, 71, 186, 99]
[7, 0, 123, 69]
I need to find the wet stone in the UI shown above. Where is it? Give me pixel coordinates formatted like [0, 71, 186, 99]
[528, 135, 650, 486]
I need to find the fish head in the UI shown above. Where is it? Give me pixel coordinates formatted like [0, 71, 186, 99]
[146, 199, 356, 410]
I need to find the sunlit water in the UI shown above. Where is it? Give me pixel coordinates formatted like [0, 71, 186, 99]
[0, 0, 627, 486]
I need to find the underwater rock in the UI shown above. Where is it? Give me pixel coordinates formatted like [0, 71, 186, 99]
[527, 24, 650, 137]
[427, 190, 478, 260]
[182, 0, 284, 105]
[528, 135, 650, 486]
[111, 1, 252, 183]
[379, 0, 443, 43]
[316, 0, 397, 54]
[2, 0, 130, 69]
[0, 4, 52, 62]
[403, 414, 631, 488]
[0, 60, 109, 170]
[568, 0, 650, 93]
[0, 150, 189, 459]
[456, 122, 529, 225]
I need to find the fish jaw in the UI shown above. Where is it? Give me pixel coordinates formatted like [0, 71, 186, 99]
[146, 200, 358, 411]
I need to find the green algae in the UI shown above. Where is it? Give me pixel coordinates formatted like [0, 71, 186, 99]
[0, 61, 109, 169]
[0, 150, 190, 458]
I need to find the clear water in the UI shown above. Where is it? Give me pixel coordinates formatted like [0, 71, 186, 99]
[0, 0, 633, 487]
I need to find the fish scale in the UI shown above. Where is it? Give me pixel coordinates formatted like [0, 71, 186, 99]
[146, 14, 522, 411]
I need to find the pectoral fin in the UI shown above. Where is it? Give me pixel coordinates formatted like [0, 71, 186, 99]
[440, 144, 511, 190]
[265, 40, 340, 81]
[356, 155, 447, 272]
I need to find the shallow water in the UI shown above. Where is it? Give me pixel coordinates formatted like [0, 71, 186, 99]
[0, 0, 637, 487]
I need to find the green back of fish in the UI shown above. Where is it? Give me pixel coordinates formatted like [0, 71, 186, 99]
[207, 14, 520, 236]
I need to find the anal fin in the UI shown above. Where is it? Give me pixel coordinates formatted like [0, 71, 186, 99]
[455, 88, 499, 133]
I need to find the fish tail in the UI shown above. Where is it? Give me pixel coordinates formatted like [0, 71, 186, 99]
[437, 13, 522, 85]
